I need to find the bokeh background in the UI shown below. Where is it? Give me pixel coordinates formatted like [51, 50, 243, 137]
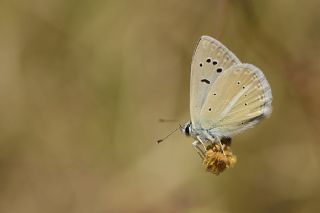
[1, 0, 320, 212]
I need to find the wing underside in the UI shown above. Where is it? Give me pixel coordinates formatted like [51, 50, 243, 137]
[199, 64, 272, 137]
[190, 36, 241, 128]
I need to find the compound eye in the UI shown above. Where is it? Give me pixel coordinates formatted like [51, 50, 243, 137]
[185, 126, 190, 135]
[185, 124, 191, 136]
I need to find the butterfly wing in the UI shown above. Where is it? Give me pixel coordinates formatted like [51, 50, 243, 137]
[199, 64, 272, 137]
[190, 36, 241, 128]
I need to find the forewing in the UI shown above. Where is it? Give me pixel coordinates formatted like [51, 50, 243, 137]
[199, 64, 272, 136]
[190, 36, 241, 128]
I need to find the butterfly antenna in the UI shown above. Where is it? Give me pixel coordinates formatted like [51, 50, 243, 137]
[158, 118, 179, 123]
[157, 126, 181, 144]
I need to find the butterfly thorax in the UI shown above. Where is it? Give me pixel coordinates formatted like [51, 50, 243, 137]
[181, 121, 233, 146]
[181, 121, 214, 142]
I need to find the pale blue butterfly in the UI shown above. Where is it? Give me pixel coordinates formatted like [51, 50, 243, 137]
[159, 36, 272, 158]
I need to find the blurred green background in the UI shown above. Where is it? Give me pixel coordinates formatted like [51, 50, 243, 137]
[1, 0, 320, 212]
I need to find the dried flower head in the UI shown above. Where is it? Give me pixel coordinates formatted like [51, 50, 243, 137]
[203, 144, 237, 175]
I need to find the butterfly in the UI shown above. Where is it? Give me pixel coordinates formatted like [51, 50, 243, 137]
[179, 35, 273, 159]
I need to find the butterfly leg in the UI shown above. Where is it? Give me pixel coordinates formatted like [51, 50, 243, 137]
[205, 132, 226, 156]
[214, 136, 226, 156]
[192, 141, 205, 159]
[196, 136, 207, 149]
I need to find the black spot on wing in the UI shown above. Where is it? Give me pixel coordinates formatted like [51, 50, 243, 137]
[201, 79, 210, 84]
[216, 68, 223, 73]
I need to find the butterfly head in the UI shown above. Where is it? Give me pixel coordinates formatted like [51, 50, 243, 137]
[180, 122, 192, 137]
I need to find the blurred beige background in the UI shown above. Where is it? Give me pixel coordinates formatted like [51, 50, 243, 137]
[1, 0, 320, 212]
